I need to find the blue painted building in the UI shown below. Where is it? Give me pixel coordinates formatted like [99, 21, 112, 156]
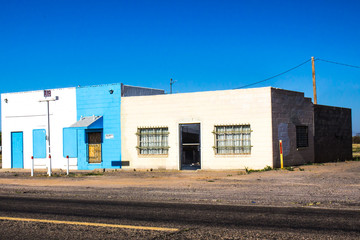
[64, 83, 164, 170]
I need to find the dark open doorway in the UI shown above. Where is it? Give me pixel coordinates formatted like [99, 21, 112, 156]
[180, 123, 201, 170]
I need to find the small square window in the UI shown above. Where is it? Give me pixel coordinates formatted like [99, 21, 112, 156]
[296, 126, 308, 148]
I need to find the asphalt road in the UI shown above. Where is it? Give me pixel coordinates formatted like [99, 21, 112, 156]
[0, 196, 359, 239]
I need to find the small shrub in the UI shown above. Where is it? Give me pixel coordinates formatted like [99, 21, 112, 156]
[245, 166, 273, 174]
[352, 136, 360, 144]
[67, 172, 104, 177]
[263, 166, 272, 171]
[82, 172, 104, 176]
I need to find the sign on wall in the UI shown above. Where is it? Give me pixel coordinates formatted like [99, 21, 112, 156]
[105, 134, 114, 139]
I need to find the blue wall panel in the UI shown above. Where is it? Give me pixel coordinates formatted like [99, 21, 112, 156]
[33, 129, 46, 158]
[63, 128, 78, 158]
[76, 84, 121, 170]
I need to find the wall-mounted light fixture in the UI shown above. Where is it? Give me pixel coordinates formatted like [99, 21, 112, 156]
[109, 89, 114, 94]
[4, 98, 8, 103]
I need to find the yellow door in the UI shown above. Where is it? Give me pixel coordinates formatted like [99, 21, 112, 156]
[88, 132, 102, 163]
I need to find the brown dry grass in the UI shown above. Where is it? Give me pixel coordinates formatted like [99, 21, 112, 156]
[353, 144, 360, 157]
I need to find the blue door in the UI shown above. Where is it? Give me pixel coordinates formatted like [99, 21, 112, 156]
[11, 132, 24, 168]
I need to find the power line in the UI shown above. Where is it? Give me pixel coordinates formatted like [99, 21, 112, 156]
[316, 58, 360, 69]
[234, 58, 311, 89]
[234, 57, 359, 90]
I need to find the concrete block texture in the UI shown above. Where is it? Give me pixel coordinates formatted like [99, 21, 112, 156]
[271, 88, 315, 168]
[314, 105, 352, 163]
[121, 87, 274, 170]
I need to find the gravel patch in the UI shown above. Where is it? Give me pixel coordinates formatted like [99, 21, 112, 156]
[0, 161, 359, 210]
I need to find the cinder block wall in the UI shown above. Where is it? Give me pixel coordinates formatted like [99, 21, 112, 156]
[76, 84, 122, 170]
[314, 105, 352, 163]
[121, 87, 274, 170]
[271, 88, 315, 167]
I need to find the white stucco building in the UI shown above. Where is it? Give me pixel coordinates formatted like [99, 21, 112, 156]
[1, 87, 77, 169]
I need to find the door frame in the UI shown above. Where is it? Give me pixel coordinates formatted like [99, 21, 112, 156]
[179, 123, 201, 170]
[11, 131, 24, 168]
[85, 129, 103, 164]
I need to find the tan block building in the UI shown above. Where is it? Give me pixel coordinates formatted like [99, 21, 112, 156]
[121, 87, 323, 170]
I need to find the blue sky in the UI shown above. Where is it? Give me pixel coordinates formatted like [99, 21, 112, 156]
[0, 0, 359, 134]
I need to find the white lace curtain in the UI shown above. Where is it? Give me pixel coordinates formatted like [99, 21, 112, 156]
[216, 125, 251, 154]
[139, 128, 168, 154]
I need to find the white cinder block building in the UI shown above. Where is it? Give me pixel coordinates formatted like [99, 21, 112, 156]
[121, 87, 315, 170]
[1, 84, 352, 171]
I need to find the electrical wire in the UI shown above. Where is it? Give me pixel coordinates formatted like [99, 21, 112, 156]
[234, 58, 311, 89]
[316, 58, 360, 69]
[234, 57, 359, 90]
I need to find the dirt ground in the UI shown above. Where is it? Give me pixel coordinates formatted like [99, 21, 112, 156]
[0, 161, 359, 210]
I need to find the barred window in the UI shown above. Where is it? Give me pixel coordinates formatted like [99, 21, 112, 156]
[296, 126, 308, 148]
[87, 131, 102, 163]
[213, 125, 251, 154]
[137, 127, 169, 154]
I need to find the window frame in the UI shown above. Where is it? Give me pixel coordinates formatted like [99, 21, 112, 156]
[86, 129, 103, 164]
[213, 124, 252, 155]
[136, 127, 170, 155]
[296, 125, 309, 148]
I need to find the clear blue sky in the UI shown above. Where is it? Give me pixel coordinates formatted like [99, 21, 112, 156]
[1, 0, 359, 134]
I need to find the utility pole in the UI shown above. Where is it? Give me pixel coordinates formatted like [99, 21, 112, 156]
[311, 56, 317, 104]
[39, 91, 58, 176]
[170, 78, 176, 94]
